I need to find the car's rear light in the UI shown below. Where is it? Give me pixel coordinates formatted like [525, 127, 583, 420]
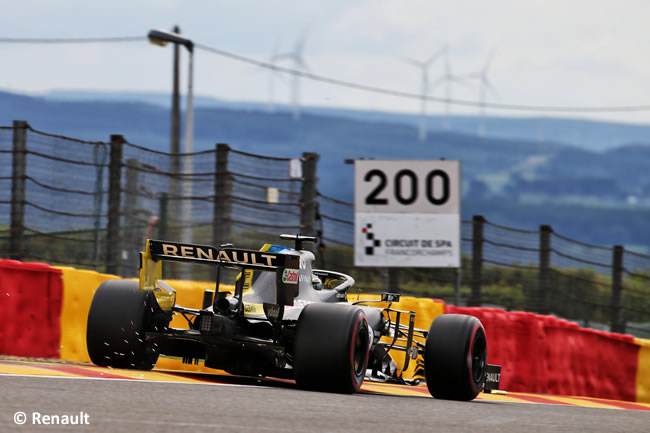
[200, 312, 213, 333]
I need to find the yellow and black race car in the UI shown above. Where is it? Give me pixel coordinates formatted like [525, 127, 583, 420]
[86, 234, 500, 399]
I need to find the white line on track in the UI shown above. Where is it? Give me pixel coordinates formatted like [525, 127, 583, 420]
[0, 372, 267, 389]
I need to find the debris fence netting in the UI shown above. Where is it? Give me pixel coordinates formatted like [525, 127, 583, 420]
[0, 124, 648, 337]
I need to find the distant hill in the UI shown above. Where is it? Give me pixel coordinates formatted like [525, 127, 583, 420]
[43, 89, 650, 153]
[2, 90, 650, 251]
[0, 90, 569, 196]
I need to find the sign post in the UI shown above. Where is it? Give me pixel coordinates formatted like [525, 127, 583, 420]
[354, 160, 461, 294]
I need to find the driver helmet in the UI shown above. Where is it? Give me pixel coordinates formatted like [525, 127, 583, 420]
[312, 274, 324, 291]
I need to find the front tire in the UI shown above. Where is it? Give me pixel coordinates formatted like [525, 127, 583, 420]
[86, 280, 159, 370]
[424, 314, 487, 401]
[293, 303, 370, 393]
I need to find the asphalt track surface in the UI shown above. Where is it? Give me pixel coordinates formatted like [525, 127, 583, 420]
[2, 365, 650, 432]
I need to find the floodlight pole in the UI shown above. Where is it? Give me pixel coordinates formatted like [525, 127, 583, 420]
[181, 46, 194, 249]
[148, 28, 195, 279]
[170, 26, 181, 221]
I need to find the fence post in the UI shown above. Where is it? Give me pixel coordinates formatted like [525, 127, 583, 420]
[92, 142, 108, 269]
[105, 134, 124, 276]
[538, 225, 552, 314]
[158, 193, 168, 241]
[157, 193, 169, 277]
[213, 143, 232, 246]
[385, 268, 400, 293]
[469, 215, 485, 306]
[9, 120, 28, 261]
[610, 246, 624, 333]
[315, 200, 326, 268]
[121, 158, 141, 277]
[300, 152, 319, 241]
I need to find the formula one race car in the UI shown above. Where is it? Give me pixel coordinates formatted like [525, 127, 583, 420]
[86, 234, 501, 399]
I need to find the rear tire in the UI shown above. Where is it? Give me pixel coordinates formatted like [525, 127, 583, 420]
[424, 314, 487, 401]
[86, 280, 159, 370]
[293, 303, 370, 393]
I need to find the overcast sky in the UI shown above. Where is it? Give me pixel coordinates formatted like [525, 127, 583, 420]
[1, 0, 649, 124]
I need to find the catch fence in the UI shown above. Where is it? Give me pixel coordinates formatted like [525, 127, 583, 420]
[1, 121, 649, 337]
[316, 195, 650, 338]
[0, 122, 317, 280]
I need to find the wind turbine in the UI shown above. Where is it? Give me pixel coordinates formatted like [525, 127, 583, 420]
[403, 47, 444, 141]
[431, 45, 470, 130]
[264, 38, 286, 113]
[272, 31, 309, 120]
[467, 52, 498, 136]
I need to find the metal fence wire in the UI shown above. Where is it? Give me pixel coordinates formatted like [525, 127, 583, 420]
[0, 122, 649, 337]
[227, 148, 304, 236]
[118, 141, 218, 276]
[315, 189, 650, 338]
[4, 124, 110, 269]
[0, 127, 13, 234]
[115, 141, 309, 279]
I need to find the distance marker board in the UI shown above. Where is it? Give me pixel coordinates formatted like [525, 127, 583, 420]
[354, 160, 460, 267]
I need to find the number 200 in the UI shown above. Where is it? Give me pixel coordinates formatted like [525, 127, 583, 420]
[364, 169, 450, 206]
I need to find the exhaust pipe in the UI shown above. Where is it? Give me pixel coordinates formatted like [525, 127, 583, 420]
[215, 296, 239, 315]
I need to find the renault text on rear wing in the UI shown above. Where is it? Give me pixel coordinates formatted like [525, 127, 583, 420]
[147, 239, 287, 270]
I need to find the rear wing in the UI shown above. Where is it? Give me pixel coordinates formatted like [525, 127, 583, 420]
[147, 239, 288, 269]
[139, 239, 299, 311]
